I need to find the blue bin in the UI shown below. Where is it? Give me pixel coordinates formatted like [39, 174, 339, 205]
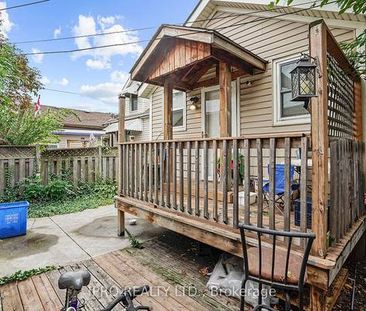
[0, 201, 29, 239]
[294, 198, 312, 229]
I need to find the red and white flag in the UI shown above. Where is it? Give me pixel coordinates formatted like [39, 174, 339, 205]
[35, 95, 41, 115]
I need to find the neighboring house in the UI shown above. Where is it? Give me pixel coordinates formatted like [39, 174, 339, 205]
[115, 1, 366, 310]
[41, 105, 117, 149]
[104, 79, 151, 146]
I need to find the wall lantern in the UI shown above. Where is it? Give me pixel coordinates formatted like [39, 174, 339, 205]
[290, 53, 318, 109]
[189, 96, 199, 111]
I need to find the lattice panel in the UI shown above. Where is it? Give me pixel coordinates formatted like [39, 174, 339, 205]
[327, 54, 355, 139]
[41, 147, 99, 158]
[0, 146, 35, 159]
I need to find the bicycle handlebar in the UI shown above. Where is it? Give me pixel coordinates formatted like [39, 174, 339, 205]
[102, 285, 150, 311]
[129, 285, 150, 298]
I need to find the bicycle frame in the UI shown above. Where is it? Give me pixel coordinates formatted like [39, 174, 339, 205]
[61, 286, 150, 311]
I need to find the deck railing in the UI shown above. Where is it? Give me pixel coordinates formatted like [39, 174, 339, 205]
[120, 134, 311, 245]
[329, 138, 365, 245]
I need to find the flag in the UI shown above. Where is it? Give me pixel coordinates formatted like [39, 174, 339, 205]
[89, 133, 96, 146]
[35, 95, 41, 115]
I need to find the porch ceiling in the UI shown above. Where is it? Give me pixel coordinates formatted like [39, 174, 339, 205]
[130, 24, 267, 91]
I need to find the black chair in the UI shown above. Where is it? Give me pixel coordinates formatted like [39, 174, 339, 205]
[238, 224, 315, 311]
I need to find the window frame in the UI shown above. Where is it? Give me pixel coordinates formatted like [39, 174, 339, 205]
[172, 90, 186, 132]
[129, 94, 138, 112]
[273, 56, 310, 126]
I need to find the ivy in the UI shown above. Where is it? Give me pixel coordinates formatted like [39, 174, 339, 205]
[0, 266, 57, 285]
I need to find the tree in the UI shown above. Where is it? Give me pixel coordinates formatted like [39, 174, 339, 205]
[0, 104, 70, 145]
[0, 37, 42, 106]
[271, 0, 366, 76]
[0, 27, 70, 145]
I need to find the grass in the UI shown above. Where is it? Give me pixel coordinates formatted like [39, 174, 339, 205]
[28, 194, 114, 218]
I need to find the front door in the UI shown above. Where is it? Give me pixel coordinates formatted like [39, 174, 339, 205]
[201, 82, 238, 179]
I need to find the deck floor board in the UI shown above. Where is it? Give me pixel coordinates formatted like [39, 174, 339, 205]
[0, 243, 239, 311]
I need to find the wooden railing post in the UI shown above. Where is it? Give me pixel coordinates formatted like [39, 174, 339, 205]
[219, 61, 232, 191]
[354, 78, 363, 141]
[309, 20, 329, 258]
[117, 94, 126, 237]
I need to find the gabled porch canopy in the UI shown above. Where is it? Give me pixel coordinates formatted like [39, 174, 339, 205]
[130, 25, 267, 91]
[129, 24, 267, 140]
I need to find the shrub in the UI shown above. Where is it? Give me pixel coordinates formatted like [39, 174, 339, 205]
[44, 177, 75, 201]
[0, 175, 117, 205]
[23, 176, 45, 202]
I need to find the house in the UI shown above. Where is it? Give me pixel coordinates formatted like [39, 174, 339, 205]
[41, 105, 117, 149]
[115, 1, 366, 310]
[103, 79, 151, 146]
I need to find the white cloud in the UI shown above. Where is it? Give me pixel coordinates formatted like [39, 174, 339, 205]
[31, 48, 44, 63]
[40, 76, 50, 85]
[72, 14, 143, 70]
[86, 58, 110, 70]
[80, 71, 128, 105]
[53, 26, 62, 38]
[57, 78, 69, 86]
[110, 70, 129, 83]
[0, 2, 14, 37]
[97, 16, 117, 29]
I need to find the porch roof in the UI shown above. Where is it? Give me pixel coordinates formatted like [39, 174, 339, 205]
[130, 24, 267, 91]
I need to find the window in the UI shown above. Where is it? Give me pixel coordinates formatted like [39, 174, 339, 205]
[172, 91, 186, 129]
[130, 94, 138, 112]
[274, 58, 309, 125]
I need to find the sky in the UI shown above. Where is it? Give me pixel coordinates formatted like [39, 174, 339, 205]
[1, 0, 198, 113]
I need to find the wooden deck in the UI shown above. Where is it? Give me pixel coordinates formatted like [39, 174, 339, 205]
[0, 242, 238, 311]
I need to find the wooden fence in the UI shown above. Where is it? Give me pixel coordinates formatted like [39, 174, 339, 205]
[329, 138, 365, 245]
[0, 146, 118, 194]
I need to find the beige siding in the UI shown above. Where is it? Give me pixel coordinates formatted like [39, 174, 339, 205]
[132, 117, 151, 142]
[57, 135, 102, 148]
[150, 12, 355, 139]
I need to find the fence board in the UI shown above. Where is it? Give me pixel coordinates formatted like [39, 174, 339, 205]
[0, 160, 4, 195]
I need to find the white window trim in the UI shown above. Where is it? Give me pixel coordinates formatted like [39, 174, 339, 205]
[273, 55, 311, 126]
[172, 90, 187, 132]
[201, 81, 239, 137]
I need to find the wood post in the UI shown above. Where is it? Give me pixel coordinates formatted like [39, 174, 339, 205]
[310, 21, 329, 258]
[219, 61, 232, 138]
[164, 80, 173, 192]
[117, 94, 126, 236]
[164, 80, 173, 140]
[219, 61, 232, 191]
[118, 95, 126, 144]
[35, 144, 41, 175]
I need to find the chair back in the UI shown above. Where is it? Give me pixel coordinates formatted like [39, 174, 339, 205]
[238, 224, 315, 291]
[267, 164, 295, 194]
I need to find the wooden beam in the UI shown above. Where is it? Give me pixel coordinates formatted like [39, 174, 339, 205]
[117, 94, 126, 236]
[213, 48, 253, 75]
[309, 21, 329, 258]
[219, 61, 232, 137]
[118, 95, 126, 143]
[163, 81, 173, 140]
[193, 68, 247, 89]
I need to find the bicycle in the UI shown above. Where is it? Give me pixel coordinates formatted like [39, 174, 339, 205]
[58, 270, 151, 311]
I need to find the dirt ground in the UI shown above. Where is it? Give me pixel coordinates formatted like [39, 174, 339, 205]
[333, 260, 366, 311]
[138, 231, 366, 311]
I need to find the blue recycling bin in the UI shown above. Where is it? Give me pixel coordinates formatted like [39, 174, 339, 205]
[0, 201, 29, 239]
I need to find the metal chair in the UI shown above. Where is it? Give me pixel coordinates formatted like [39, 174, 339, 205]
[238, 224, 315, 311]
[262, 164, 299, 209]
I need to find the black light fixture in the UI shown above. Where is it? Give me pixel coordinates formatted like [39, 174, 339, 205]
[290, 53, 318, 109]
[189, 96, 199, 111]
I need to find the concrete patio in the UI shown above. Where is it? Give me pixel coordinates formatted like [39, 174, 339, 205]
[0, 205, 164, 276]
